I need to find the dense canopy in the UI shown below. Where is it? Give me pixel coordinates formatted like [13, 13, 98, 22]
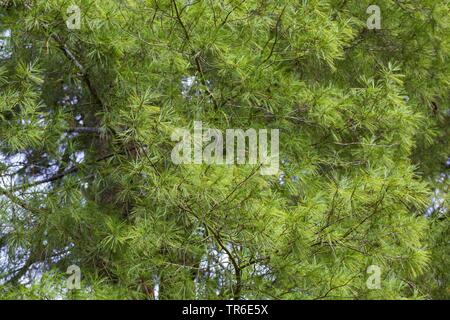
[0, 0, 448, 299]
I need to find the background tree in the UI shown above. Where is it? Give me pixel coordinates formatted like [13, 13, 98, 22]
[0, 0, 448, 299]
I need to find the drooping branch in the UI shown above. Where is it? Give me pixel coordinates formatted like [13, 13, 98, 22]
[0, 153, 115, 195]
[51, 35, 105, 110]
[172, 0, 219, 109]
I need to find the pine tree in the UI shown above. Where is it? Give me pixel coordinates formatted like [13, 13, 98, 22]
[0, 0, 448, 299]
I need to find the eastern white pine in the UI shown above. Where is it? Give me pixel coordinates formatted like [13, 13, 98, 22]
[0, 0, 448, 300]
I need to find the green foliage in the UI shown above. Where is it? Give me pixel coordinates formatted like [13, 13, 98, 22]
[0, 0, 448, 300]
